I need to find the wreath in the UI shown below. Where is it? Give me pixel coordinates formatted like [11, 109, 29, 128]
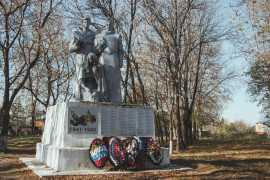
[146, 138, 163, 165]
[89, 138, 108, 168]
[127, 136, 146, 170]
[89, 136, 162, 169]
[108, 136, 125, 167]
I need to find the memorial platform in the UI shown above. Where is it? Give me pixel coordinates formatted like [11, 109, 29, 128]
[34, 101, 169, 171]
[20, 157, 190, 178]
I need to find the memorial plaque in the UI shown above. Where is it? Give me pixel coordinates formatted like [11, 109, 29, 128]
[101, 106, 119, 135]
[145, 109, 154, 134]
[119, 108, 137, 135]
[137, 108, 154, 136]
[137, 109, 145, 135]
[68, 107, 98, 134]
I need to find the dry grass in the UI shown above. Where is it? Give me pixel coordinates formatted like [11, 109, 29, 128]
[0, 136, 41, 179]
[0, 135, 270, 179]
[169, 138, 270, 179]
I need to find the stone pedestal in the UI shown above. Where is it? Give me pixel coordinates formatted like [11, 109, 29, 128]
[36, 101, 169, 171]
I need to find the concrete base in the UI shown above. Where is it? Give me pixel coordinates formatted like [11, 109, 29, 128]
[41, 102, 155, 148]
[20, 157, 191, 178]
[35, 102, 168, 171]
[36, 142, 170, 171]
[36, 143, 92, 171]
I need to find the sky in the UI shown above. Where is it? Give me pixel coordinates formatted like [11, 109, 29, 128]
[220, 0, 264, 126]
[220, 45, 263, 126]
[220, 42, 263, 126]
[222, 85, 262, 126]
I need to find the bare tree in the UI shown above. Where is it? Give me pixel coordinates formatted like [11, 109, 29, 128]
[0, 0, 62, 152]
[23, 20, 74, 110]
[64, 0, 148, 105]
[51, 0, 235, 153]
[141, 0, 232, 151]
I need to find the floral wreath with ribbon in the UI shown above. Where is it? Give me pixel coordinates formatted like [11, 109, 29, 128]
[146, 138, 163, 165]
[89, 138, 108, 168]
[108, 136, 125, 167]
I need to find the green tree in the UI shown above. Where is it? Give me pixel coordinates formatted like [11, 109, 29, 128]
[216, 118, 234, 134]
[221, 123, 234, 134]
[246, 59, 270, 110]
[245, 0, 270, 110]
[233, 0, 270, 111]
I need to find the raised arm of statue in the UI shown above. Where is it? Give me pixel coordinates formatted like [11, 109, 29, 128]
[118, 35, 124, 68]
[69, 31, 83, 52]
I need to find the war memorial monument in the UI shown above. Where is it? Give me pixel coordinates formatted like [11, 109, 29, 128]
[20, 17, 170, 177]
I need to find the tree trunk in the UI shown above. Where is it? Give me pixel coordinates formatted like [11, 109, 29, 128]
[0, 107, 2, 126]
[123, 57, 130, 103]
[200, 125, 203, 138]
[130, 68, 137, 103]
[31, 94, 36, 135]
[155, 112, 162, 143]
[0, 136, 8, 153]
[173, 125, 177, 140]
[157, 114, 164, 143]
[187, 109, 193, 145]
[134, 62, 147, 105]
[155, 119, 160, 143]
[160, 108, 169, 141]
[31, 107, 36, 135]
[193, 115, 197, 141]
[196, 124, 199, 140]
[0, 109, 10, 152]
[169, 108, 173, 154]
[176, 88, 185, 151]
[183, 110, 189, 147]
[164, 122, 169, 141]
[1, 48, 10, 152]
[1, 110, 9, 137]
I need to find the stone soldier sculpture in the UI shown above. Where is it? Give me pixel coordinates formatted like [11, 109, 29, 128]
[69, 17, 107, 102]
[95, 19, 124, 103]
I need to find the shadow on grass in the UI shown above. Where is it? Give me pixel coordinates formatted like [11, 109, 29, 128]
[6, 148, 36, 156]
[0, 161, 26, 172]
[0, 169, 34, 179]
[175, 140, 270, 156]
[147, 168, 270, 179]
[210, 169, 270, 176]
[171, 158, 270, 170]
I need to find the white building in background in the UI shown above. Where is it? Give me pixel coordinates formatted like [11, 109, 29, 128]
[255, 112, 270, 136]
[255, 123, 268, 134]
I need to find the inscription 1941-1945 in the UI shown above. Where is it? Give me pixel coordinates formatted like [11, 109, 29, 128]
[68, 107, 98, 134]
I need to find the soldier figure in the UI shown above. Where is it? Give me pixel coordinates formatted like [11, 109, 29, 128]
[69, 17, 107, 102]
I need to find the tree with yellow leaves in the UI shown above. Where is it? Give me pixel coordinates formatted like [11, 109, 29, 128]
[234, 0, 270, 112]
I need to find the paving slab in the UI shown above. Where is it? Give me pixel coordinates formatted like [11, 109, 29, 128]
[20, 158, 192, 178]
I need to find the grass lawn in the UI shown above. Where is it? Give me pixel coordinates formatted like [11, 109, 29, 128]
[0, 135, 270, 179]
